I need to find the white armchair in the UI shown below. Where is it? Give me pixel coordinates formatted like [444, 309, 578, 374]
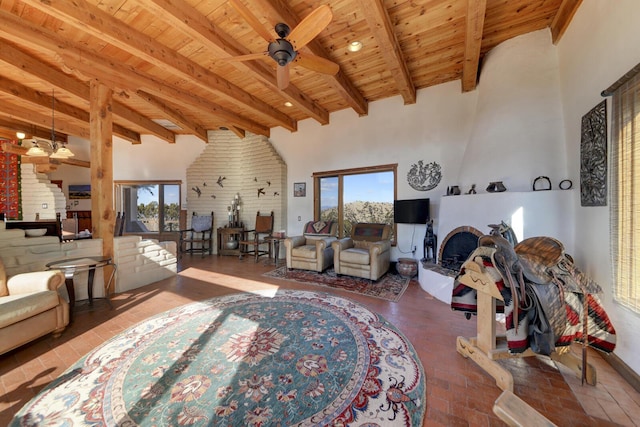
[332, 223, 392, 281]
[0, 258, 69, 355]
[284, 221, 338, 272]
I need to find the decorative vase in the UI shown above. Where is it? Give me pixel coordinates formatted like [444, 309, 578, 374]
[486, 181, 507, 193]
[225, 237, 238, 250]
[396, 258, 418, 278]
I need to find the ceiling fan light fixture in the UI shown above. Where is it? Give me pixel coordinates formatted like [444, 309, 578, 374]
[268, 39, 296, 66]
[16, 131, 26, 140]
[348, 41, 363, 52]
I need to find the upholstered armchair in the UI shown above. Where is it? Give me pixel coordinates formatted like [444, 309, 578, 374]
[284, 221, 338, 272]
[332, 223, 392, 281]
[0, 258, 68, 355]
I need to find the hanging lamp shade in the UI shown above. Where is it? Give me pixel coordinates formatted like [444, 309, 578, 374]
[50, 145, 74, 158]
[25, 145, 48, 156]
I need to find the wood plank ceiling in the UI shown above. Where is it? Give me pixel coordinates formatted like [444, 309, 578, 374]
[0, 0, 581, 145]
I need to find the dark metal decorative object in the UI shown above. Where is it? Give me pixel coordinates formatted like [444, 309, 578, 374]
[407, 160, 442, 191]
[580, 100, 607, 206]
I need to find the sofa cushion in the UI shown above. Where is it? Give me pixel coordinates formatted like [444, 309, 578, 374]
[0, 291, 60, 328]
[340, 248, 371, 265]
[292, 244, 318, 260]
[303, 220, 334, 236]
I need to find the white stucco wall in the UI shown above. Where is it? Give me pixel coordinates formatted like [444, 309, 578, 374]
[557, 0, 640, 376]
[459, 29, 567, 193]
[272, 81, 478, 256]
[48, 134, 206, 207]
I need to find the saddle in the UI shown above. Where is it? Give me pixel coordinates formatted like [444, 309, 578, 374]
[478, 235, 569, 355]
[478, 234, 601, 382]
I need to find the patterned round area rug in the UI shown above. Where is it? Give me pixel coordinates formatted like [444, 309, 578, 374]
[12, 290, 425, 426]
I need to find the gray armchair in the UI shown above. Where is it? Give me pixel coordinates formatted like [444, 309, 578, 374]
[284, 221, 338, 272]
[332, 223, 392, 281]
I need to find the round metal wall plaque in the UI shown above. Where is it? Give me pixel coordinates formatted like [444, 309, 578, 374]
[407, 160, 442, 191]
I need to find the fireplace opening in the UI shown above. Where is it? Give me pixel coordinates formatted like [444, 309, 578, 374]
[437, 226, 483, 272]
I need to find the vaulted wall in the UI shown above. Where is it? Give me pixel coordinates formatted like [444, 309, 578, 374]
[185, 131, 287, 253]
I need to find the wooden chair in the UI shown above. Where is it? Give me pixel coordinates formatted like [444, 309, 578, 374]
[239, 211, 274, 262]
[178, 212, 214, 258]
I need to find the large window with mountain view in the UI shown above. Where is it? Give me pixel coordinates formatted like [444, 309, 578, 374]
[114, 181, 181, 233]
[313, 164, 396, 238]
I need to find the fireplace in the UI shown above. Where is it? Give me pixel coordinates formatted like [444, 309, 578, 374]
[437, 226, 483, 272]
[418, 191, 573, 305]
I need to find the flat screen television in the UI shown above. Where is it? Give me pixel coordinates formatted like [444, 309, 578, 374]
[394, 198, 430, 224]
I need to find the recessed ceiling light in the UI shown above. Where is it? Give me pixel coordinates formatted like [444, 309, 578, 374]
[284, 101, 293, 107]
[347, 41, 363, 52]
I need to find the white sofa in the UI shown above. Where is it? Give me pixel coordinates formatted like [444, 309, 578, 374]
[0, 258, 68, 355]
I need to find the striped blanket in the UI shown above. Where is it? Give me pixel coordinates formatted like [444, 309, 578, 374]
[451, 247, 616, 354]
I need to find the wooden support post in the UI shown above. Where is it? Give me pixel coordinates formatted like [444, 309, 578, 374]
[90, 80, 116, 295]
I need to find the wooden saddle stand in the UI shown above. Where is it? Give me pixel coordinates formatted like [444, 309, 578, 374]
[455, 256, 596, 427]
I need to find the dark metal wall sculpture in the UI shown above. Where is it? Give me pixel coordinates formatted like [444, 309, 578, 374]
[580, 100, 608, 206]
[407, 160, 442, 191]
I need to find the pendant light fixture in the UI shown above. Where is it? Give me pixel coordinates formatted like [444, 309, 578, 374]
[25, 89, 75, 158]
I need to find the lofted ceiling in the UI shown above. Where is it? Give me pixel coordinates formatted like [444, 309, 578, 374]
[0, 0, 581, 145]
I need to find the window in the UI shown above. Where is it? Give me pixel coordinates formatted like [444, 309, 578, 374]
[610, 67, 640, 312]
[313, 164, 396, 238]
[115, 181, 181, 233]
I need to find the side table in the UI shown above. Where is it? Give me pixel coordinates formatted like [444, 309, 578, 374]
[217, 227, 244, 256]
[46, 256, 117, 320]
[264, 236, 285, 266]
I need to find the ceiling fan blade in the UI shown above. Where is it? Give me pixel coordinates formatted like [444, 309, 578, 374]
[294, 53, 339, 75]
[228, 0, 274, 42]
[287, 5, 332, 50]
[223, 52, 269, 62]
[277, 64, 290, 90]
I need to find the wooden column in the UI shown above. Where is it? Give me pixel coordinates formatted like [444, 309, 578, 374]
[90, 80, 115, 286]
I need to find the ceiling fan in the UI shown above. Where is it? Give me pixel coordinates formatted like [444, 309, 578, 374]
[227, 1, 340, 90]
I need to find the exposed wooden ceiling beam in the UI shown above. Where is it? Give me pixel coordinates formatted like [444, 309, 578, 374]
[253, 0, 368, 116]
[18, 0, 296, 132]
[0, 9, 270, 138]
[550, 0, 583, 44]
[65, 54, 271, 138]
[0, 102, 89, 139]
[137, 0, 329, 125]
[0, 75, 140, 144]
[462, 0, 487, 93]
[0, 117, 67, 142]
[0, 40, 174, 144]
[136, 91, 208, 143]
[356, 0, 415, 105]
